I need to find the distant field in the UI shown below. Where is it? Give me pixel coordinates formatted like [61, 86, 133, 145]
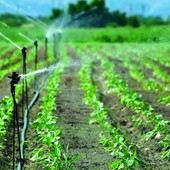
[62, 25, 170, 43]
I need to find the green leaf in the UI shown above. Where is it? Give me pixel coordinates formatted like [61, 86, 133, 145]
[109, 160, 121, 169]
[127, 160, 134, 167]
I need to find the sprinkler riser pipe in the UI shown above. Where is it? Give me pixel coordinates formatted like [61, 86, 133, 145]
[45, 37, 48, 59]
[34, 40, 38, 70]
[53, 33, 57, 58]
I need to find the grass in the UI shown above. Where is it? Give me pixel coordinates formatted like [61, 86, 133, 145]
[0, 24, 44, 45]
[61, 25, 170, 43]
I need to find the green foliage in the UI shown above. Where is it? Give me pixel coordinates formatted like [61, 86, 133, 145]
[31, 66, 77, 169]
[61, 26, 170, 43]
[78, 56, 139, 169]
[128, 16, 140, 28]
[50, 0, 168, 27]
[96, 51, 170, 158]
[143, 16, 165, 26]
[89, 0, 105, 9]
[50, 8, 64, 19]
[110, 10, 127, 27]
[0, 13, 28, 27]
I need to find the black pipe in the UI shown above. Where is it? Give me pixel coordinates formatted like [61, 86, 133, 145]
[17, 63, 55, 170]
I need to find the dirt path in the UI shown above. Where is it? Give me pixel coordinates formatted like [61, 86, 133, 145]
[55, 61, 112, 170]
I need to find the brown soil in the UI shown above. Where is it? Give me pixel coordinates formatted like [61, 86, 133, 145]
[55, 51, 112, 169]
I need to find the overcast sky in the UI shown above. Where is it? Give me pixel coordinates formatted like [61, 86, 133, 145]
[0, 0, 170, 19]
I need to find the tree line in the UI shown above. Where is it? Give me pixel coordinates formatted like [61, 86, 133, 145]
[51, 0, 170, 28]
[0, 0, 169, 27]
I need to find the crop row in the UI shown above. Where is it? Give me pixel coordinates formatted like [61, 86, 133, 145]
[95, 53, 170, 158]
[0, 47, 36, 81]
[104, 49, 169, 106]
[30, 45, 77, 169]
[78, 53, 139, 169]
[74, 43, 170, 159]
[0, 45, 14, 59]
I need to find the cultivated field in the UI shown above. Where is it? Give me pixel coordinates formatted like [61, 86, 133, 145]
[0, 26, 170, 169]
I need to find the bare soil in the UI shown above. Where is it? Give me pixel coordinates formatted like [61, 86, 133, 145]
[55, 60, 112, 169]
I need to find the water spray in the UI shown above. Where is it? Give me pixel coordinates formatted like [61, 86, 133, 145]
[20, 62, 63, 79]
[0, 21, 10, 28]
[53, 31, 62, 59]
[0, 0, 46, 30]
[18, 33, 34, 43]
[63, 6, 97, 28]
[0, 32, 22, 50]
[8, 72, 23, 170]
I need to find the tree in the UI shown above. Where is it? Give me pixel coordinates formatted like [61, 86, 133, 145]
[128, 16, 140, 27]
[77, 0, 89, 12]
[0, 13, 28, 27]
[68, 3, 78, 16]
[111, 10, 127, 26]
[89, 0, 105, 10]
[143, 16, 165, 25]
[50, 8, 63, 19]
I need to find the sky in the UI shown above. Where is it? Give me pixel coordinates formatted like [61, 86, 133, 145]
[0, 0, 170, 19]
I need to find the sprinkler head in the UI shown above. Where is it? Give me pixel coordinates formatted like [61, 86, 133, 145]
[34, 40, 38, 47]
[21, 47, 27, 61]
[22, 47, 27, 53]
[8, 72, 21, 84]
[8, 72, 21, 93]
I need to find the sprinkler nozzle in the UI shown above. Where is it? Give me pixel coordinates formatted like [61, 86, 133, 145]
[34, 40, 38, 47]
[8, 72, 21, 93]
[22, 47, 27, 59]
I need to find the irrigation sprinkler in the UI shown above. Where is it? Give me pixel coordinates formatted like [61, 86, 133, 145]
[21, 47, 28, 124]
[53, 31, 62, 59]
[34, 40, 38, 88]
[22, 47, 27, 76]
[8, 72, 23, 170]
[53, 33, 57, 59]
[34, 40, 38, 70]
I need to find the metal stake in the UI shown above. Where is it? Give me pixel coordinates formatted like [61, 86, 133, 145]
[8, 72, 23, 169]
